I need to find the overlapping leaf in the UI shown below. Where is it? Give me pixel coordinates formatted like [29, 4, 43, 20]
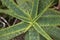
[41, 26, 60, 40]
[0, 9, 30, 22]
[0, 22, 30, 40]
[1, 0, 31, 23]
[33, 0, 54, 22]
[0, 0, 60, 40]
[33, 23, 52, 40]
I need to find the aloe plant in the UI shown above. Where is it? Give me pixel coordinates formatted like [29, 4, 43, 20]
[0, 0, 60, 40]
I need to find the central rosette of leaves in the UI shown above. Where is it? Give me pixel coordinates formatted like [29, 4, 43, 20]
[1, 0, 60, 40]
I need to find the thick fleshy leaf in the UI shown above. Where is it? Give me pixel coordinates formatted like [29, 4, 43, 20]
[33, 23, 52, 40]
[1, 0, 31, 21]
[31, 0, 39, 19]
[33, 0, 54, 22]
[0, 22, 30, 40]
[37, 9, 60, 26]
[41, 26, 60, 40]
[25, 28, 40, 40]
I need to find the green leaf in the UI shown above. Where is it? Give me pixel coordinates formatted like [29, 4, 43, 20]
[42, 9, 60, 16]
[16, 0, 33, 13]
[40, 35, 46, 40]
[33, 23, 52, 40]
[1, 0, 60, 40]
[33, 0, 54, 22]
[0, 30, 24, 40]
[25, 28, 40, 40]
[0, 22, 30, 40]
[1, 0, 31, 21]
[0, 9, 31, 23]
[37, 9, 60, 26]
[31, 0, 39, 19]
[41, 26, 60, 40]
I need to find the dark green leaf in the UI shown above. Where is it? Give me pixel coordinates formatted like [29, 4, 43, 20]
[33, 0, 54, 22]
[25, 28, 40, 40]
[0, 9, 31, 23]
[1, 0, 31, 21]
[37, 9, 60, 26]
[41, 26, 60, 40]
